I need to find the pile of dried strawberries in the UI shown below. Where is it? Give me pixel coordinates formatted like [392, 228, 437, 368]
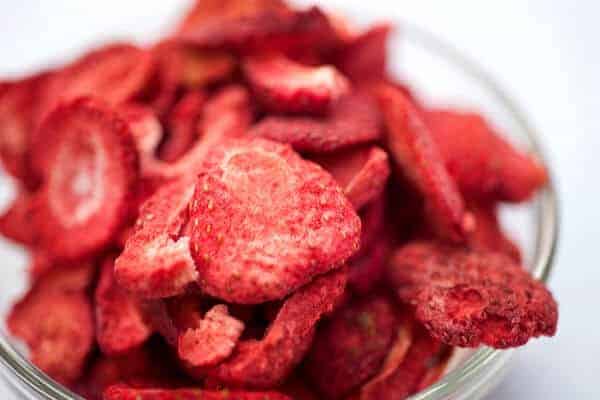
[0, 1, 557, 399]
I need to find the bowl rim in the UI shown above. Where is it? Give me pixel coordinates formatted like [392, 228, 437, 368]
[0, 22, 559, 400]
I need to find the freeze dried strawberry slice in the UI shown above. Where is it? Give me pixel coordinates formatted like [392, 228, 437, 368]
[32, 97, 139, 260]
[186, 138, 360, 303]
[387, 241, 558, 348]
[95, 258, 152, 356]
[179, 7, 340, 55]
[426, 109, 548, 202]
[179, 49, 236, 90]
[305, 295, 398, 399]
[178, 304, 245, 368]
[336, 24, 391, 83]
[205, 268, 347, 388]
[250, 93, 381, 153]
[312, 146, 390, 210]
[467, 202, 521, 262]
[159, 91, 206, 162]
[358, 325, 442, 400]
[104, 385, 292, 400]
[0, 190, 40, 246]
[7, 264, 94, 384]
[115, 178, 197, 298]
[143, 85, 252, 184]
[376, 84, 469, 243]
[118, 103, 162, 158]
[176, 0, 289, 35]
[243, 53, 349, 114]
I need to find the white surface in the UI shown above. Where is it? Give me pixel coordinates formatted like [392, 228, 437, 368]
[0, 1, 598, 398]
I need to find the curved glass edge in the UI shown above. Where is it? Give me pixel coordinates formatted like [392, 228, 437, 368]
[0, 21, 560, 400]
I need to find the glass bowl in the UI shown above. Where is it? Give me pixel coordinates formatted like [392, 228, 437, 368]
[0, 22, 558, 400]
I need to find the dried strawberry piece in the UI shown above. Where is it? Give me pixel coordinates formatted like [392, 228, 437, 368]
[176, 0, 290, 35]
[143, 85, 252, 184]
[186, 138, 360, 303]
[7, 264, 95, 384]
[95, 257, 152, 356]
[32, 97, 139, 260]
[115, 178, 197, 298]
[178, 304, 245, 368]
[305, 295, 398, 399]
[387, 241, 558, 348]
[178, 49, 236, 90]
[0, 189, 40, 246]
[179, 7, 340, 55]
[104, 385, 292, 400]
[312, 146, 390, 210]
[118, 103, 162, 158]
[27, 251, 54, 282]
[426, 109, 548, 202]
[159, 91, 206, 162]
[250, 92, 381, 153]
[376, 84, 469, 243]
[358, 325, 442, 400]
[205, 268, 347, 388]
[243, 53, 349, 114]
[336, 24, 391, 84]
[467, 201, 521, 262]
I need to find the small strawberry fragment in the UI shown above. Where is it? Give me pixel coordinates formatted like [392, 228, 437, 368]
[0, 189, 40, 246]
[104, 385, 292, 400]
[179, 7, 340, 55]
[95, 257, 152, 356]
[143, 85, 252, 184]
[7, 264, 95, 384]
[376, 84, 469, 242]
[250, 92, 381, 153]
[32, 97, 139, 260]
[358, 325, 442, 400]
[336, 24, 392, 84]
[467, 201, 521, 262]
[426, 109, 548, 202]
[305, 295, 398, 399]
[159, 91, 206, 162]
[243, 53, 349, 114]
[312, 146, 390, 210]
[115, 178, 197, 298]
[205, 268, 347, 388]
[388, 241, 558, 348]
[186, 138, 360, 303]
[118, 103, 162, 158]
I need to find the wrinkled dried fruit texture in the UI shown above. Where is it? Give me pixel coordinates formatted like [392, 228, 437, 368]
[104, 385, 292, 400]
[143, 85, 252, 183]
[115, 178, 197, 298]
[388, 241, 558, 348]
[313, 146, 390, 210]
[467, 202, 521, 262]
[32, 97, 139, 260]
[179, 6, 340, 55]
[118, 103, 162, 158]
[0, 73, 49, 184]
[7, 264, 95, 384]
[376, 84, 469, 243]
[243, 53, 349, 114]
[176, 0, 290, 35]
[186, 138, 360, 303]
[426, 109, 548, 202]
[336, 24, 391, 84]
[305, 295, 398, 399]
[206, 268, 347, 388]
[358, 325, 442, 400]
[95, 258, 152, 355]
[159, 91, 206, 162]
[0, 190, 39, 246]
[250, 93, 381, 153]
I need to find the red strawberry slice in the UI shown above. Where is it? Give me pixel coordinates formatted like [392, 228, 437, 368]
[104, 385, 292, 400]
[185, 138, 360, 303]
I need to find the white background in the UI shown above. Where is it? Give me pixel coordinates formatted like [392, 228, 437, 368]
[0, 1, 598, 398]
